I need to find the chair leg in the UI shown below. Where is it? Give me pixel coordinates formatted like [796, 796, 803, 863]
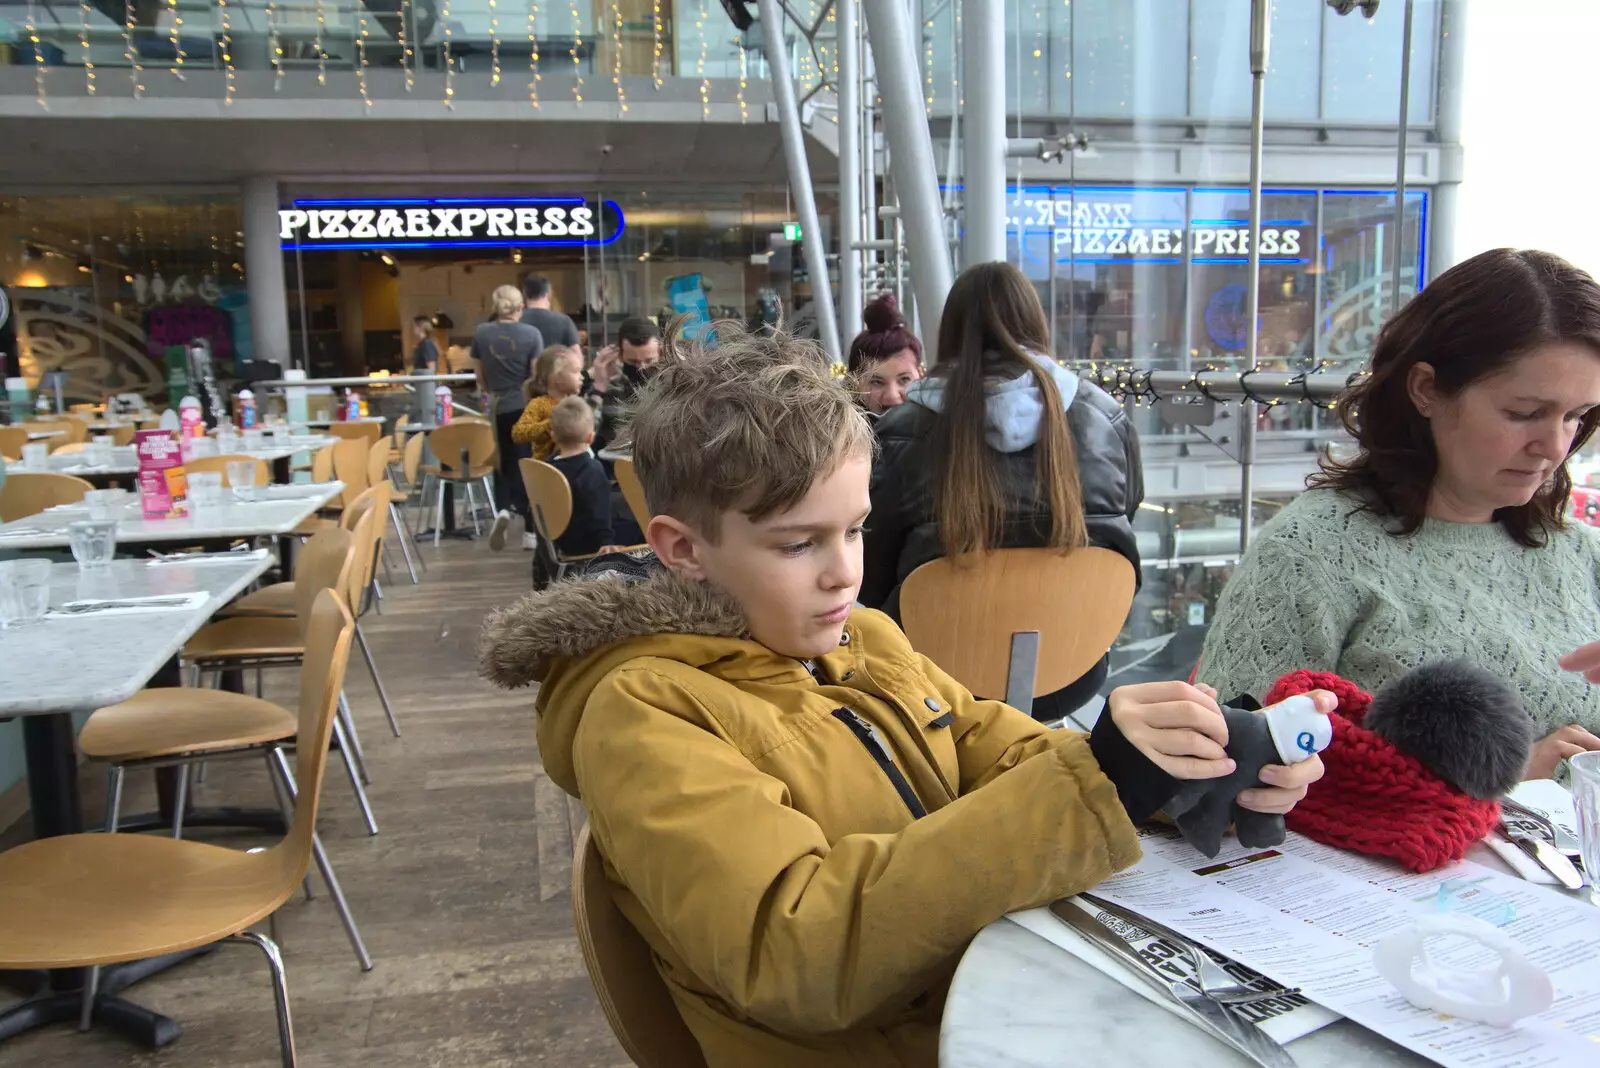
[333, 714, 379, 836]
[464, 481, 483, 536]
[355, 624, 401, 738]
[171, 764, 190, 839]
[224, 931, 298, 1068]
[103, 766, 124, 833]
[433, 479, 446, 548]
[267, 750, 373, 970]
[379, 537, 396, 586]
[263, 750, 315, 901]
[337, 691, 372, 786]
[390, 503, 420, 583]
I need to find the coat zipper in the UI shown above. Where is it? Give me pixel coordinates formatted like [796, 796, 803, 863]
[832, 708, 928, 819]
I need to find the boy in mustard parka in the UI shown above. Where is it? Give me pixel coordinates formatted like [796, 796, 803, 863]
[480, 327, 1326, 1068]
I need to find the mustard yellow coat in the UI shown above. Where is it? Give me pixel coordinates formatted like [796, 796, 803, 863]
[480, 565, 1141, 1068]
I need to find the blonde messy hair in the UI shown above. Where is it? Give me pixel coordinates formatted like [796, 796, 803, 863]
[524, 344, 581, 401]
[622, 323, 875, 541]
[550, 395, 595, 449]
[489, 284, 523, 321]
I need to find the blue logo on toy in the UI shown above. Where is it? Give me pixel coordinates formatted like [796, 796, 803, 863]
[1205, 284, 1250, 351]
[1296, 730, 1316, 754]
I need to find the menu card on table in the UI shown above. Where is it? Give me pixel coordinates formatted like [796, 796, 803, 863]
[1090, 827, 1600, 1067]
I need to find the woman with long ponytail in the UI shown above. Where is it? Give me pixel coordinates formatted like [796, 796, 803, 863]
[861, 261, 1144, 720]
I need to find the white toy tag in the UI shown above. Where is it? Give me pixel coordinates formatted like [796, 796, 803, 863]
[1373, 913, 1553, 1027]
[1262, 693, 1333, 765]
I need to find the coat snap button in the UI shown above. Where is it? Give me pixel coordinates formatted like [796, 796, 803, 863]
[924, 698, 941, 712]
[839, 632, 851, 646]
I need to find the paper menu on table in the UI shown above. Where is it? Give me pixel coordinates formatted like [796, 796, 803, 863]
[1093, 828, 1600, 1067]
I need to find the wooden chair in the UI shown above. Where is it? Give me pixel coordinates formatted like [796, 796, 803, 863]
[899, 547, 1136, 717]
[221, 488, 401, 741]
[573, 823, 708, 1068]
[0, 588, 355, 1064]
[329, 438, 372, 510]
[0, 425, 26, 460]
[36, 416, 89, 446]
[328, 422, 382, 444]
[419, 422, 496, 546]
[183, 515, 382, 835]
[108, 425, 137, 447]
[521, 459, 646, 582]
[186, 454, 273, 488]
[79, 556, 373, 973]
[614, 458, 652, 533]
[50, 441, 87, 455]
[0, 472, 94, 522]
[366, 435, 419, 584]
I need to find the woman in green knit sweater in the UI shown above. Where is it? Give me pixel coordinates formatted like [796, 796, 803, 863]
[1198, 248, 1600, 780]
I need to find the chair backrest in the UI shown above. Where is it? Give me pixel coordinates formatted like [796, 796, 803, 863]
[427, 421, 496, 472]
[330, 437, 372, 507]
[338, 486, 388, 615]
[50, 441, 87, 455]
[0, 426, 27, 461]
[185, 453, 273, 487]
[401, 431, 426, 485]
[267, 589, 356, 895]
[572, 823, 708, 1068]
[309, 442, 337, 485]
[613, 458, 651, 533]
[0, 472, 94, 522]
[900, 547, 1136, 707]
[366, 435, 394, 493]
[329, 422, 382, 443]
[520, 458, 573, 541]
[393, 413, 411, 433]
[292, 526, 357, 640]
[42, 417, 89, 445]
[109, 425, 137, 447]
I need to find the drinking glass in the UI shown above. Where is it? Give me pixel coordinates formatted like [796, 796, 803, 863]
[226, 459, 258, 499]
[0, 558, 52, 628]
[21, 442, 48, 470]
[270, 423, 291, 445]
[86, 434, 114, 468]
[243, 428, 265, 450]
[187, 471, 225, 512]
[84, 488, 127, 520]
[67, 520, 118, 569]
[1570, 751, 1600, 906]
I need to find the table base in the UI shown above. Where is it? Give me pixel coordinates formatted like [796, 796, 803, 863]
[0, 945, 215, 1048]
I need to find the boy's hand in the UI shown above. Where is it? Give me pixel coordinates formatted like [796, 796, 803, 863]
[1236, 688, 1334, 813]
[1108, 681, 1233, 780]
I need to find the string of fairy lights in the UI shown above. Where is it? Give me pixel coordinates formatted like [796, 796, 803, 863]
[443, 0, 457, 107]
[26, 0, 45, 110]
[696, 0, 709, 117]
[528, 0, 541, 107]
[218, 0, 235, 104]
[314, 0, 328, 86]
[609, 0, 628, 113]
[122, 0, 141, 98]
[652, 0, 664, 89]
[490, 0, 503, 87]
[355, 0, 371, 106]
[78, 0, 96, 96]
[267, 0, 284, 89]
[166, 0, 185, 79]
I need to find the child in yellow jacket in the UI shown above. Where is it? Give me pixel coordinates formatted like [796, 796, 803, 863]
[511, 344, 585, 459]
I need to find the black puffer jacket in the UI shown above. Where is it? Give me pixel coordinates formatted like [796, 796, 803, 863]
[860, 370, 1143, 618]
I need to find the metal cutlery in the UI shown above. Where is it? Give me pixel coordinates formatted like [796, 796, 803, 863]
[1501, 796, 1582, 860]
[1499, 825, 1586, 891]
[1051, 899, 1299, 1068]
[51, 596, 195, 615]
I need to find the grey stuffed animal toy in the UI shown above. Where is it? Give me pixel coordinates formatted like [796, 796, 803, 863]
[1164, 694, 1332, 858]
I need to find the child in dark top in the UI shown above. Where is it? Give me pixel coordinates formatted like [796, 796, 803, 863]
[547, 397, 645, 556]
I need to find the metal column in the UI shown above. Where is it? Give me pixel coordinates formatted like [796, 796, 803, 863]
[1239, 0, 1269, 553]
[961, 0, 1005, 266]
[1390, 0, 1416, 313]
[242, 176, 293, 368]
[862, 0, 954, 362]
[1429, 0, 1467, 277]
[757, 0, 842, 363]
[838, 0, 863, 343]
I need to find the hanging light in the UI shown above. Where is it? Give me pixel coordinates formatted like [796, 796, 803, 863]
[697, 0, 709, 118]
[736, 36, 748, 124]
[610, 0, 627, 112]
[651, 0, 662, 88]
[443, 0, 456, 106]
[314, 0, 328, 85]
[79, 0, 96, 95]
[267, 0, 285, 89]
[356, 0, 372, 106]
[570, 0, 584, 102]
[123, 0, 143, 97]
[218, 0, 236, 104]
[26, 0, 46, 110]
[489, 0, 502, 86]
[399, 0, 414, 91]
[528, 0, 541, 107]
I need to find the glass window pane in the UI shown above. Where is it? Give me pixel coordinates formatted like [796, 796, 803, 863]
[1191, 0, 1321, 122]
[1322, 0, 1437, 123]
[1320, 189, 1427, 374]
[1070, 0, 1187, 119]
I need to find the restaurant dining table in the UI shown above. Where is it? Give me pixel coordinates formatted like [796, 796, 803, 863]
[25, 430, 64, 441]
[45, 436, 336, 487]
[0, 553, 275, 1048]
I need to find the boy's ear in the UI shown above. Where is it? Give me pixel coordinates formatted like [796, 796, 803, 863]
[647, 515, 707, 579]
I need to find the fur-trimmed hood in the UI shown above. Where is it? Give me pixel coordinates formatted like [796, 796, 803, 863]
[478, 564, 748, 690]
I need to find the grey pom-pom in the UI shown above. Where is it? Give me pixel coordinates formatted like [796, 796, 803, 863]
[1364, 660, 1535, 799]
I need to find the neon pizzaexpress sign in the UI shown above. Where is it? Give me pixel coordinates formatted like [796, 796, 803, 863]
[1010, 196, 1306, 261]
[277, 197, 624, 250]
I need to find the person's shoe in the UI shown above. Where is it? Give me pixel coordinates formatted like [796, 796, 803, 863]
[522, 532, 540, 551]
[488, 510, 513, 551]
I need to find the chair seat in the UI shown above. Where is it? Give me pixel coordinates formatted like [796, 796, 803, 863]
[183, 616, 304, 662]
[222, 582, 296, 617]
[79, 688, 298, 762]
[0, 834, 290, 969]
[422, 463, 496, 481]
[556, 542, 648, 566]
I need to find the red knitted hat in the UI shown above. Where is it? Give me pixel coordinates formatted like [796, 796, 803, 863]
[1264, 669, 1503, 873]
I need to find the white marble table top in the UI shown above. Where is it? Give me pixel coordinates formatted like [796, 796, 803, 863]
[0, 553, 273, 715]
[42, 437, 336, 478]
[26, 429, 65, 440]
[0, 481, 343, 550]
[941, 916, 1430, 1068]
[303, 417, 385, 426]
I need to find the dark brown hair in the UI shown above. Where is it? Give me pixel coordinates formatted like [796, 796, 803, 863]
[929, 261, 1087, 557]
[847, 293, 923, 375]
[1310, 247, 1600, 547]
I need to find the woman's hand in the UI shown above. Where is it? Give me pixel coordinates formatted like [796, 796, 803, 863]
[1559, 641, 1600, 683]
[1525, 724, 1600, 779]
[1108, 681, 1234, 780]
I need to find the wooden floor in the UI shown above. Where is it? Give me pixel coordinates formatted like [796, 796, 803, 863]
[2, 538, 629, 1067]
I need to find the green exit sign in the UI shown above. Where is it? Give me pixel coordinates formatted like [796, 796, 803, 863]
[783, 222, 803, 241]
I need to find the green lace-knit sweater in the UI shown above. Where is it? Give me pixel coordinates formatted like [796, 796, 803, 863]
[1196, 488, 1600, 735]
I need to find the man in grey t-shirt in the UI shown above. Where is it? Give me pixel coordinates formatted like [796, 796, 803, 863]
[520, 274, 581, 350]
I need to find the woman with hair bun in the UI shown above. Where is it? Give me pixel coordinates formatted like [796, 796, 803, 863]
[847, 294, 924, 414]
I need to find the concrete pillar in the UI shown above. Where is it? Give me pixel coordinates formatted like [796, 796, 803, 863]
[1429, 0, 1467, 278]
[241, 177, 292, 368]
[960, 0, 1006, 267]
